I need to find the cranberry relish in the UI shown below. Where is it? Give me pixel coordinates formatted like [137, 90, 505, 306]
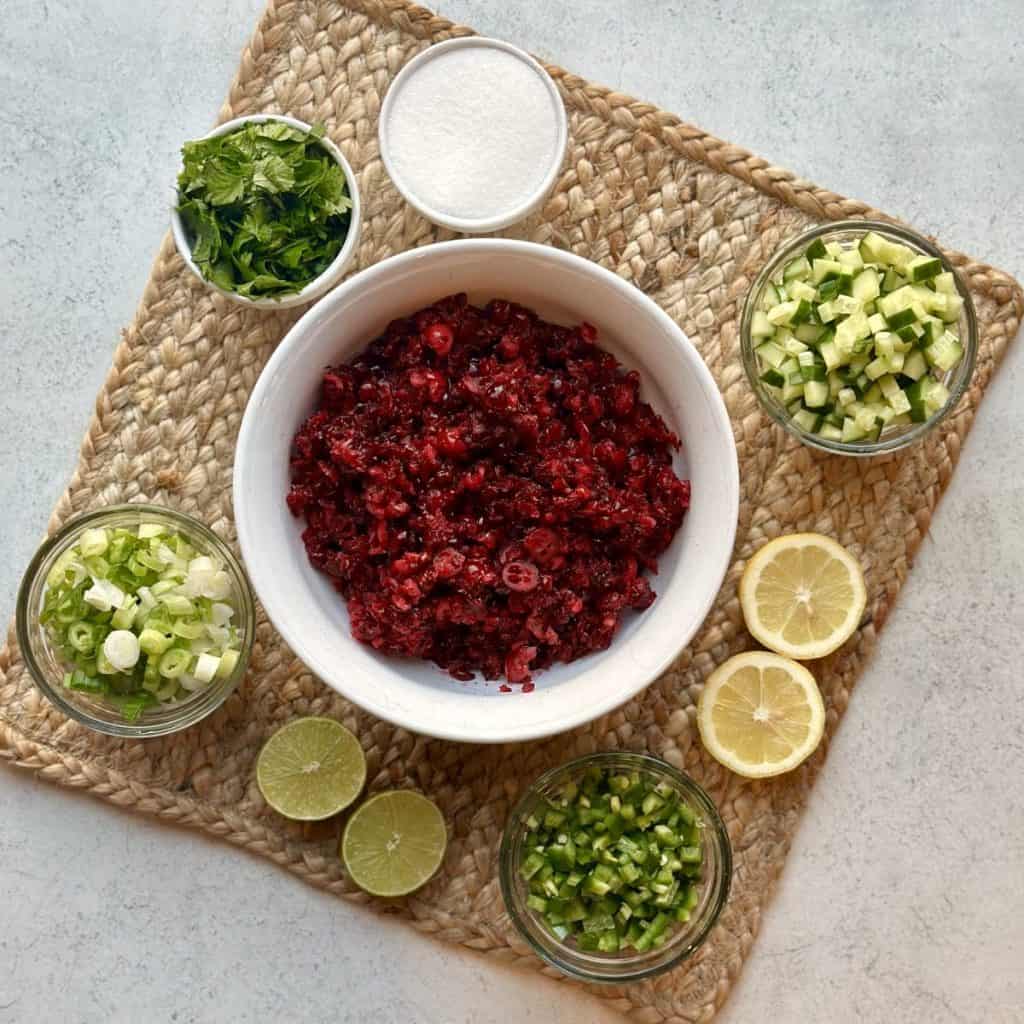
[287, 295, 691, 687]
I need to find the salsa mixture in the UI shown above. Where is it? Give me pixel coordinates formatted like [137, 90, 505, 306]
[287, 294, 690, 687]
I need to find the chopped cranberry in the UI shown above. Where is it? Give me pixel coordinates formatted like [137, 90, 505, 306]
[424, 322, 454, 356]
[286, 295, 690, 688]
[502, 560, 540, 592]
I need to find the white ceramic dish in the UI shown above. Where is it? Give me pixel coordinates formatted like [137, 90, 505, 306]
[378, 37, 568, 234]
[234, 239, 738, 743]
[170, 114, 362, 311]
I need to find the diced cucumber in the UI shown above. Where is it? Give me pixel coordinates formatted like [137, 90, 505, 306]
[755, 341, 786, 368]
[862, 382, 883, 404]
[858, 231, 889, 262]
[812, 258, 843, 284]
[885, 307, 917, 330]
[922, 318, 946, 344]
[783, 257, 811, 281]
[883, 240, 915, 270]
[767, 300, 799, 326]
[819, 423, 843, 442]
[835, 311, 870, 351]
[792, 408, 823, 432]
[837, 249, 864, 272]
[750, 310, 774, 338]
[819, 338, 841, 371]
[782, 335, 809, 355]
[924, 333, 964, 371]
[760, 282, 781, 308]
[867, 312, 887, 334]
[879, 375, 911, 414]
[803, 380, 829, 407]
[798, 350, 827, 381]
[938, 292, 964, 323]
[806, 237, 828, 262]
[905, 255, 942, 282]
[933, 271, 957, 296]
[794, 322, 823, 343]
[905, 378, 930, 422]
[760, 368, 786, 388]
[841, 416, 867, 443]
[825, 241, 843, 258]
[791, 298, 813, 324]
[837, 387, 857, 407]
[788, 279, 817, 302]
[806, 235, 831, 260]
[852, 268, 880, 302]
[901, 349, 928, 380]
[881, 267, 906, 293]
[817, 278, 841, 301]
[833, 294, 863, 316]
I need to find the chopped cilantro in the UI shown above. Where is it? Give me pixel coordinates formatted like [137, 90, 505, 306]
[176, 120, 353, 299]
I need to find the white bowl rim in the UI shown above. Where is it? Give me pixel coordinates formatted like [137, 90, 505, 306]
[170, 113, 362, 310]
[234, 238, 739, 742]
[378, 37, 569, 234]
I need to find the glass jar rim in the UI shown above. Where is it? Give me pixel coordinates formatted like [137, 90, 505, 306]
[15, 503, 255, 738]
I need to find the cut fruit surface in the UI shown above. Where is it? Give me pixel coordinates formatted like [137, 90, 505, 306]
[256, 717, 366, 821]
[698, 651, 825, 779]
[739, 533, 866, 660]
[341, 790, 447, 897]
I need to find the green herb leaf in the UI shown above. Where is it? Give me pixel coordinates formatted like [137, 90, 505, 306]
[175, 120, 351, 299]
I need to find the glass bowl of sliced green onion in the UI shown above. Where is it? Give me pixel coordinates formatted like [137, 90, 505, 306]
[16, 504, 254, 738]
[740, 219, 977, 456]
[499, 752, 731, 983]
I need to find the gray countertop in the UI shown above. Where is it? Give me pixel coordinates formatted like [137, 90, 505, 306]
[1, 2, 1021, 1022]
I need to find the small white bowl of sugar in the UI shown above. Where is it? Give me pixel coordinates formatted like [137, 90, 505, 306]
[379, 37, 568, 233]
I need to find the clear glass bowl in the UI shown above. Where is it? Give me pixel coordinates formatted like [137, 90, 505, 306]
[16, 504, 255, 738]
[740, 219, 978, 456]
[499, 752, 732, 983]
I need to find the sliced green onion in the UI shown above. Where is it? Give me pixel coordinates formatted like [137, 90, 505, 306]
[42, 520, 243, 722]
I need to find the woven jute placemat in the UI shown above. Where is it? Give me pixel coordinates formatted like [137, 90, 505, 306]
[2, 1, 1021, 1020]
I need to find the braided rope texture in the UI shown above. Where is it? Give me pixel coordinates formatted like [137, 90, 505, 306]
[1, 1, 1021, 1020]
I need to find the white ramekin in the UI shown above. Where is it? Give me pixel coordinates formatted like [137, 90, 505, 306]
[378, 37, 569, 234]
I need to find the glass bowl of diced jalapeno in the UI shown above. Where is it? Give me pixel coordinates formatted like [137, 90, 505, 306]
[16, 504, 254, 738]
[740, 219, 977, 455]
[499, 752, 731, 983]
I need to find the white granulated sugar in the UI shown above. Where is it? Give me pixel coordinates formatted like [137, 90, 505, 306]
[385, 46, 561, 221]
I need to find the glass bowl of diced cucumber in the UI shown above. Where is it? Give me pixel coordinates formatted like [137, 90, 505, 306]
[740, 219, 977, 455]
[16, 504, 255, 738]
[498, 752, 731, 983]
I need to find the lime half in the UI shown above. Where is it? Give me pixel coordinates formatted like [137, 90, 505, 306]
[341, 790, 447, 897]
[257, 717, 366, 821]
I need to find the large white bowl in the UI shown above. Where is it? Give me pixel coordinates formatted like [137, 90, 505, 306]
[234, 240, 738, 743]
